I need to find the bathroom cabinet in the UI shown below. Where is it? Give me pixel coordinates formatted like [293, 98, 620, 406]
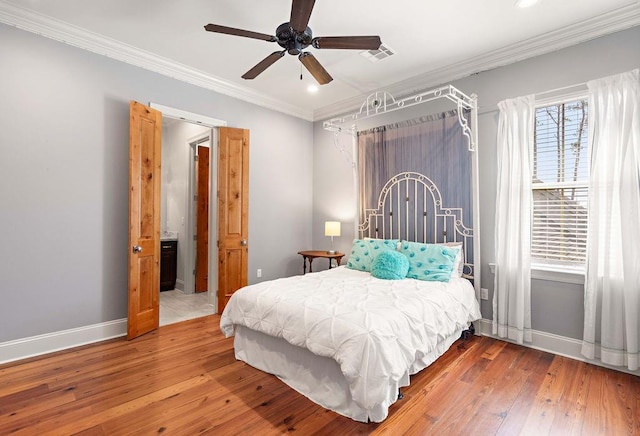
[160, 240, 178, 292]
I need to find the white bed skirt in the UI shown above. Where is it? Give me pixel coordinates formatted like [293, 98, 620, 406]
[233, 324, 465, 423]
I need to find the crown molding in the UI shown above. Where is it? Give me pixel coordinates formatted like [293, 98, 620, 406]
[0, 1, 314, 121]
[314, 3, 640, 121]
[2, 1, 638, 123]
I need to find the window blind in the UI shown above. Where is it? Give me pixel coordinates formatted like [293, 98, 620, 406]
[532, 100, 589, 265]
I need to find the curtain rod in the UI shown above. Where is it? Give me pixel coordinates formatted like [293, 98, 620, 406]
[534, 81, 587, 97]
[477, 80, 589, 114]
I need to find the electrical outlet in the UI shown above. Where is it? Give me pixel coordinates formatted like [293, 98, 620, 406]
[257, 269, 262, 278]
[481, 288, 489, 300]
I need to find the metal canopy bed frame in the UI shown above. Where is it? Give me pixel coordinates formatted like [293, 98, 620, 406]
[323, 84, 481, 302]
[220, 84, 482, 424]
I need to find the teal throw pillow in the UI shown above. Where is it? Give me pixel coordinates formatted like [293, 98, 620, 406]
[346, 238, 399, 272]
[400, 241, 457, 282]
[371, 250, 410, 280]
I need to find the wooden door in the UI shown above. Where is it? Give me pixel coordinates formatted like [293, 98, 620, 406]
[217, 127, 249, 313]
[127, 101, 162, 340]
[195, 145, 209, 293]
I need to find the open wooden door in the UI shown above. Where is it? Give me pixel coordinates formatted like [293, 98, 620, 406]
[217, 127, 249, 313]
[195, 145, 210, 293]
[127, 101, 162, 340]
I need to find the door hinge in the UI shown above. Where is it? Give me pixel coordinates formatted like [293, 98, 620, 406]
[193, 269, 196, 276]
[193, 234, 197, 241]
[194, 155, 199, 162]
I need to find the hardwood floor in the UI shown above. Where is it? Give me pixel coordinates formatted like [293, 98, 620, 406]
[1, 315, 638, 435]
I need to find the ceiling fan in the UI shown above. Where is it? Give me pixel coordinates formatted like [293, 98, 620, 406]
[204, 0, 382, 85]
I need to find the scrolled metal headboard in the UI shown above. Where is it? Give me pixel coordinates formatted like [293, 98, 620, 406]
[359, 172, 474, 279]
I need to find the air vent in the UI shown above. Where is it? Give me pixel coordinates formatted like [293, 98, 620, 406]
[361, 44, 395, 62]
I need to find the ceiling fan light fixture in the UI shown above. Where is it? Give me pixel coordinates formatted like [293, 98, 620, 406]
[204, 0, 380, 83]
[515, 0, 539, 8]
[307, 84, 319, 93]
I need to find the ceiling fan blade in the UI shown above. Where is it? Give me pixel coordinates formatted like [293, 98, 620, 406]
[298, 52, 333, 85]
[312, 36, 382, 50]
[242, 51, 286, 80]
[204, 24, 276, 42]
[290, 0, 316, 33]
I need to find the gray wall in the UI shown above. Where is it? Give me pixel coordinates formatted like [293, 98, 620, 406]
[1, 19, 637, 346]
[313, 25, 640, 341]
[0, 23, 313, 343]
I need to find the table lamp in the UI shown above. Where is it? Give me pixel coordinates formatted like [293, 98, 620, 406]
[324, 221, 341, 254]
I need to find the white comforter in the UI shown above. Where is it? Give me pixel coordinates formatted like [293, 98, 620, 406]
[220, 266, 481, 412]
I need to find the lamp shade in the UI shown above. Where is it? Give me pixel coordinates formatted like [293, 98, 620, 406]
[324, 221, 341, 237]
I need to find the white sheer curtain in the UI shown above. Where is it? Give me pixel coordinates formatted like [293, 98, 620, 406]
[582, 69, 640, 370]
[493, 95, 534, 344]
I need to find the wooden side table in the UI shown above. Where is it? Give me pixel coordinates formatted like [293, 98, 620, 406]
[297, 250, 345, 274]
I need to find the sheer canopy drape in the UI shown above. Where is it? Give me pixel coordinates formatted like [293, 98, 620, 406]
[582, 69, 640, 370]
[357, 111, 472, 248]
[493, 95, 535, 344]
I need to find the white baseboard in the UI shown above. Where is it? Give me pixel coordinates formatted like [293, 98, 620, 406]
[3, 317, 638, 377]
[0, 319, 127, 365]
[175, 279, 185, 293]
[478, 318, 640, 376]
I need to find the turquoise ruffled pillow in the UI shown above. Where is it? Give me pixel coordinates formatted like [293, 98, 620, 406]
[371, 250, 410, 280]
[346, 238, 399, 272]
[400, 241, 457, 282]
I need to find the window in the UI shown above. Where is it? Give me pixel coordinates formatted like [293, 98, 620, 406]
[532, 99, 589, 266]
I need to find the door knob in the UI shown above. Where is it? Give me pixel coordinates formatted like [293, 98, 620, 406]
[132, 245, 143, 253]
[240, 239, 247, 246]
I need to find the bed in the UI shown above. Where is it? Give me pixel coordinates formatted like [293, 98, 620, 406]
[220, 85, 481, 423]
[220, 173, 481, 422]
[220, 264, 480, 422]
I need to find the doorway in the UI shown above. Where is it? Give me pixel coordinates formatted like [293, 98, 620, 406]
[128, 102, 249, 337]
[179, 130, 217, 299]
[156, 109, 224, 326]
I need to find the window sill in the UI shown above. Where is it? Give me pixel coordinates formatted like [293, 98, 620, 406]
[488, 263, 585, 285]
[531, 264, 585, 285]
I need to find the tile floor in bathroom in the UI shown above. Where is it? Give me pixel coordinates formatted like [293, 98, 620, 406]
[159, 289, 215, 326]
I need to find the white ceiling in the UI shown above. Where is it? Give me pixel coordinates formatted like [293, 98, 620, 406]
[1, 0, 639, 120]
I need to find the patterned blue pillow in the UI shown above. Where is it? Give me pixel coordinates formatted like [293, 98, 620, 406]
[399, 241, 457, 282]
[371, 250, 410, 280]
[346, 239, 399, 272]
